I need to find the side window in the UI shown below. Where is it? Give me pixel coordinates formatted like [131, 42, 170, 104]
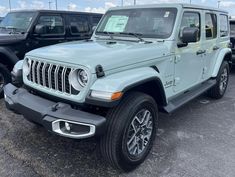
[220, 15, 229, 37]
[180, 12, 200, 42]
[68, 15, 90, 34]
[92, 16, 102, 26]
[37, 15, 64, 35]
[205, 13, 217, 39]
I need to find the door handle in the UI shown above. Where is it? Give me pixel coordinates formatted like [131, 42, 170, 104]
[196, 50, 206, 55]
[213, 46, 220, 51]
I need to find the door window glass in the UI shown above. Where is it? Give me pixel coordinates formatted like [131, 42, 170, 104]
[68, 15, 90, 34]
[230, 22, 235, 37]
[220, 15, 229, 37]
[37, 15, 64, 34]
[92, 16, 102, 26]
[205, 13, 217, 39]
[180, 12, 200, 42]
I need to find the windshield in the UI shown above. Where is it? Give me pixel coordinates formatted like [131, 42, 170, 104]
[230, 22, 235, 37]
[96, 8, 177, 39]
[0, 12, 35, 33]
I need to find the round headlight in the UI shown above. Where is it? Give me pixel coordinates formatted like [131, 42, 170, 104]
[69, 69, 89, 91]
[23, 58, 31, 76]
[77, 69, 88, 87]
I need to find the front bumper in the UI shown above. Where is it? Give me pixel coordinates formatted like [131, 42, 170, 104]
[4, 84, 106, 139]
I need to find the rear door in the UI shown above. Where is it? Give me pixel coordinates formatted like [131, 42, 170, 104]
[200, 12, 218, 80]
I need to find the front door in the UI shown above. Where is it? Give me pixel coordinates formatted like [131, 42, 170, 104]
[30, 14, 66, 49]
[174, 10, 204, 93]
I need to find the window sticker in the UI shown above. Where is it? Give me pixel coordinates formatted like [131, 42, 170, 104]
[104, 15, 129, 32]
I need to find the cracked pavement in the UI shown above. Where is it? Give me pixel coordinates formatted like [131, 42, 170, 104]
[0, 68, 234, 177]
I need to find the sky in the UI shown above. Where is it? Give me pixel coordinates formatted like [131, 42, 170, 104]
[1, 0, 235, 17]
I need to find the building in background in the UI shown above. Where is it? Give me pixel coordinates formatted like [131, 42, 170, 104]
[0, 17, 3, 23]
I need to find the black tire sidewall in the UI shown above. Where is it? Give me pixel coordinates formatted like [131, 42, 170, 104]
[0, 64, 11, 97]
[216, 61, 229, 97]
[117, 94, 158, 170]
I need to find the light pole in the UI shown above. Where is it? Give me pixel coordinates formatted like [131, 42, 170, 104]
[8, 0, 11, 11]
[218, 0, 221, 8]
[134, 0, 136, 5]
[55, 0, 58, 10]
[121, 0, 124, 6]
[48, 1, 52, 9]
[190, 0, 192, 4]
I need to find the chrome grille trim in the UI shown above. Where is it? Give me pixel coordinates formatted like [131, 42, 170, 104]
[36, 61, 41, 85]
[42, 62, 47, 86]
[48, 64, 53, 89]
[27, 59, 77, 95]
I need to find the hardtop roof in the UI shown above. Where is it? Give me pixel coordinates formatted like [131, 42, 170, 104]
[7, 9, 103, 16]
[109, 3, 228, 14]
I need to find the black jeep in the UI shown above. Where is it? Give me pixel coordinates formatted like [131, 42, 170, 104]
[230, 19, 235, 64]
[0, 10, 102, 97]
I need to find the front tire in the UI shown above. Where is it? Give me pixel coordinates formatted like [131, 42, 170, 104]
[208, 61, 229, 99]
[100, 92, 158, 171]
[0, 64, 11, 98]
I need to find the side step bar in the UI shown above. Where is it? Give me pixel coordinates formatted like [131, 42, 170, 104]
[163, 79, 216, 114]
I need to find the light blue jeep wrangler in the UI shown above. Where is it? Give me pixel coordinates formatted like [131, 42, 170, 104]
[4, 4, 232, 171]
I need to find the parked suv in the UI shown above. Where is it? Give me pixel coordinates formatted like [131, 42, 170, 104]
[4, 4, 232, 171]
[0, 10, 102, 97]
[230, 19, 235, 63]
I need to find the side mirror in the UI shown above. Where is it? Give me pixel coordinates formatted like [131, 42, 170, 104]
[34, 24, 46, 35]
[92, 26, 97, 32]
[181, 27, 199, 44]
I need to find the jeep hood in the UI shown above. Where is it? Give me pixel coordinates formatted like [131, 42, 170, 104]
[26, 40, 169, 73]
[0, 33, 26, 45]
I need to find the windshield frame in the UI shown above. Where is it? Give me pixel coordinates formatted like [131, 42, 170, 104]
[95, 7, 178, 40]
[0, 11, 37, 33]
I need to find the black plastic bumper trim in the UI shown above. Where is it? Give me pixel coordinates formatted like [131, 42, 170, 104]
[3, 83, 107, 138]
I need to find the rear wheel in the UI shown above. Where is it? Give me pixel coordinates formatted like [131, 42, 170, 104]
[100, 92, 158, 171]
[0, 64, 11, 98]
[208, 61, 229, 99]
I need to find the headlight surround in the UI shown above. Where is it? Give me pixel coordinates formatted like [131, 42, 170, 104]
[23, 58, 31, 76]
[69, 69, 89, 90]
[77, 69, 88, 87]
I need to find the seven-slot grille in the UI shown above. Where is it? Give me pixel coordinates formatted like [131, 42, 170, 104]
[27, 60, 77, 95]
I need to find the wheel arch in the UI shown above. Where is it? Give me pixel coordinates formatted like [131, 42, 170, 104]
[122, 77, 167, 107]
[212, 48, 232, 78]
[0, 47, 19, 70]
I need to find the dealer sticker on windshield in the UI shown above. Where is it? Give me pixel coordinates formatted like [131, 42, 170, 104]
[104, 15, 129, 32]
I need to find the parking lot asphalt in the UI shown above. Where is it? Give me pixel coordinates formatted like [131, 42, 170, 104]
[0, 68, 235, 177]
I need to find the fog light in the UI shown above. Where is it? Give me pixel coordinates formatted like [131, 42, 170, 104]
[65, 122, 71, 131]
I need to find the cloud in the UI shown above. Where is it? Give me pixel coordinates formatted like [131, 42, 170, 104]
[17, 0, 27, 9]
[31, 0, 45, 9]
[220, 1, 235, 8]
[84, 1, 116, 13]
[68, 3, 77, 11]
[0, 6, 8, 17]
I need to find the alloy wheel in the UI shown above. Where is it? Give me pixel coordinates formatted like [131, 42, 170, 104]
[126, 109, 153, 157]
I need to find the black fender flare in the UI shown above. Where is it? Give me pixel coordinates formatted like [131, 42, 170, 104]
[0, 47, 19, 66]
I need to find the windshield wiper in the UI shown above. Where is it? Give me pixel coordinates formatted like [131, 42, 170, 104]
[119, 32, 146, 42]
[96, 31, 114, 40]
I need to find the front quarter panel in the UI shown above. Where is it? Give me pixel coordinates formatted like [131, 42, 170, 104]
[90, 67, 163, 93]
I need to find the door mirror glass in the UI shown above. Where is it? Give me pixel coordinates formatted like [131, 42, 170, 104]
[181, 27, 199, 44]
[34, 24, 46, 35]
